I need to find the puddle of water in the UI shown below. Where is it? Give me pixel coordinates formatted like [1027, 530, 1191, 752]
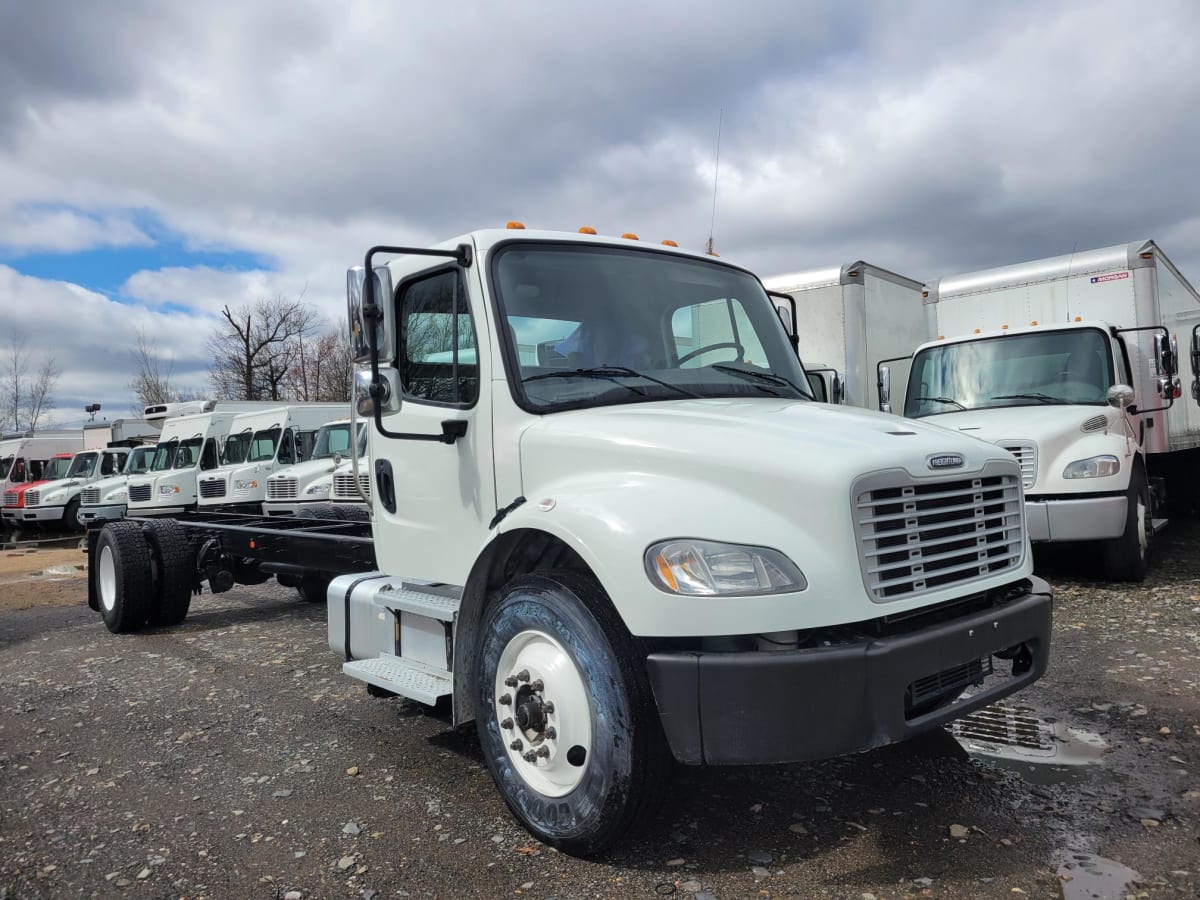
[1057, 851, 1141, 900]
[950, 704, 1109, 785]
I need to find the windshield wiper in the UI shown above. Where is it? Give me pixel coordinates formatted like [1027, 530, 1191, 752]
[992, 392, 1067, 405]
[523, 366, 701, 399]
[710, 364, 810, 398]
[912, 395, 967, 410]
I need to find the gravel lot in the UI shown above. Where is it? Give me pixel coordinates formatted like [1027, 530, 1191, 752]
[1, 525, 1198, 899]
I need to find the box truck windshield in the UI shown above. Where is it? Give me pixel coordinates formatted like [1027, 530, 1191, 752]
[905, 329, 1114, 418]
[66, 452, 99, 479]
[221, 432, 252, 466]
[173, 438, 204, 468]
[311, 423, 356, 460]
[150, 441, 178, 471]
[248, 428, 281, 462]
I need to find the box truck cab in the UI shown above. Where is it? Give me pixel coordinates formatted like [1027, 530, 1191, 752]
[9, 446, 131, 531]
[0, 431, 85, 496]
[884, 239, 1200, 581]
[263, 419, 364, 516]
[764, 262, 927, 408]
[197, 404, 345, 513]
[126, 413, 236, 516]
[77, 443, 157, 527]
[2, 451, 77, 526]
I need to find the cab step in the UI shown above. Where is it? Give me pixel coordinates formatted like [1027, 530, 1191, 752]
[370, 581, 461, 621]
[343, 654, 452, 706]
[1151, 517, 1169, 535]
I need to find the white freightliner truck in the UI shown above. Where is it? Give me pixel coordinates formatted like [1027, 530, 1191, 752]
[885, 239, 1200, 581]
[264, 422, 367, 516]
[86, 226, 1052, 855]
[197, 404, 346, 514]
[10, 445, 133, 531]
[764, 262, 927, 408]
[77, 444, 158, 527]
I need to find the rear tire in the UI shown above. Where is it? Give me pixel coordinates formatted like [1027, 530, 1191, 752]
[298, 504, 339, 521]
[1103, 469, 1151, 582]
[297, 574, 331, 604]
[145, 520, 196, 627]
[96, 521, 153, 634]
[333, 505, 370, 522]
[473, 571, 670, 856]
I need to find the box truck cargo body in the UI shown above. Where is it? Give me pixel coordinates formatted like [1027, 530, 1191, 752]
[892, 239, 1200, 580]
[764, 262, 927, 409]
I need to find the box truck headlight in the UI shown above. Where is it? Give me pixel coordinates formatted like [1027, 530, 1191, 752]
[645, 539, 807, 596]
[305, 482, 331, 495]
[1062, 455, 1121, 479]
[108, 489, 127, 502]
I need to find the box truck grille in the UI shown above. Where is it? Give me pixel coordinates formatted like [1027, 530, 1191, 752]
[853, 466, 1024, 601]
[81, 487, 102, 505]
[199, 479, 227, 499]
[128, 484, 152, 503]
[998, 441, 1037, 489]
[3, 490, 16, 507]
[267, 477, 298, 500]
[908, 656, 992, 712]
[24, 490, 39, 507]
[333, 473, 371, 501]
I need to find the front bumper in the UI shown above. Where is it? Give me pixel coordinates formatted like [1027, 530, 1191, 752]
[262, 500, 324, 517]
[1025, 495, 1126, 542]
[3, 505, 67, 524]
[127, 504, 190, 517]
[646, 578, 1052, 765]
[78, 503, 126, 526]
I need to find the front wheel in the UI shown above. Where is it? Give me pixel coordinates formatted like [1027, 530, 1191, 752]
[1102, 470, 1151, 582]
[474, 571, 669, 856]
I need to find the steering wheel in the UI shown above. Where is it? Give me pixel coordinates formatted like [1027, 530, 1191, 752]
[677, 341, 744, 366]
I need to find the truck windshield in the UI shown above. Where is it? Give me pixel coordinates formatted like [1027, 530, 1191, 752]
[905, 328, 1114, 418]
[66, 452, 99, 479]
[221, 431, 252, 466]
[173, 438, 204, 468]
[491, 244, 814, 412]
[124, 447, 152, 475]
[0, 456, 11, 479]
[150, 441, 178, 471]
[311, 424, 355, 460]
[248, 428, 281, 462]
[43, 457, 73, 481]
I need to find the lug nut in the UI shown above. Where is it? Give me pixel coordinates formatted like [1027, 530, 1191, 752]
[510, 739, 523, 751]
[523, 751, 537, 762]
[530, 679, 544, 692]
[544, 702, 555, 714]
[500, 717, 514, 729]
[517, 669, 530, 682]
[536, 746, 550, 758]
[498, 693, 512, 706]
[545, 727, 557, 740]
[504, 675, 518, 687]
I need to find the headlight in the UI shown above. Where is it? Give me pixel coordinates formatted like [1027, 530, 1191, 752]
[305, 483, 331, 495]
[644, 539, 807, 596]
[108, 490, 128, 502]
[42, 492, 65, 506]
[235, 479, 258, 490]
[1062, 455, 1121, 479]
[159, 484, 180, 495]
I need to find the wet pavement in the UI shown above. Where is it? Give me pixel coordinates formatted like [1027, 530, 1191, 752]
[1, 523, 1198, 898]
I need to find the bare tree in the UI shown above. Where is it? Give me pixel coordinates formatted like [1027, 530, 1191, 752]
[129, 327, 178, 412]
[287, 326, 353, 402]
[1, 334, 60, 432]
[208, 294, 319, 401]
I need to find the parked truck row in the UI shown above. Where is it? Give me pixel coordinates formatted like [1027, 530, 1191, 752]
[85, 224, 1061, 854]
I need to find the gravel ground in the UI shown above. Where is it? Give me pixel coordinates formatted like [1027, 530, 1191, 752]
[1, 524, 1198, 899]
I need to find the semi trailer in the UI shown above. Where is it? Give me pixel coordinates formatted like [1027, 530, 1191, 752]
[87, 225, 1052, 855]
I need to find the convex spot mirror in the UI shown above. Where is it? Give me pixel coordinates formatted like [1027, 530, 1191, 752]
[1106, 384, 1135, 409]
[347, 265, 396, 365]
[354, 368, 401, 417]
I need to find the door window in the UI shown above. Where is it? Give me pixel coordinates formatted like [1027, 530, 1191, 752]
[398, 269, 478, 406]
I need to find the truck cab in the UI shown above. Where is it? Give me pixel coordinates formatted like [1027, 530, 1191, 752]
[263, 419, 364, 516]
[2, 452, 77, 527]
[78, 443, 157, 527]
[198, 404, 345, 513]
[0, 432, 86, 498]
[126, 413, 230, 517]
[11, 446, 130, 531]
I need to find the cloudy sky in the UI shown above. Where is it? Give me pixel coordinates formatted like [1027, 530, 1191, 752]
[2, 0, 1199, 425]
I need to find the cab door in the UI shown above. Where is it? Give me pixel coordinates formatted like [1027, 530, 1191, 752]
[370, 261, 494, 584]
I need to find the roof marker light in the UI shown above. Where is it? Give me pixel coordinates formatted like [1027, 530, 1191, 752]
[708, 250, 720, 257]
[921, 291, 929, 298]
[578, 226, 597, 235]
[661, 239, 678, 247]
[506, 221, 525, 230]
[1031, 320, 1038, 326]
[973, 328, 981, 334]
[1074, 316, 1082, 322]
[1141, 252, 1154, 259]
[938, 335, 945, 340]
[1002, 324, 1009, 330]
[621, 232, 639, 240]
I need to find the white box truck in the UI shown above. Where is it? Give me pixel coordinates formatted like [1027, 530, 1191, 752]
[764, 262, 927, 408]
[263, 419, 364, 516]
[886, 239, 1200, 581]
[82, 419, 162, 450]
[87, 225, 1052, 855]
[197, 404, 346, 513]
[1, 431, 85, 494]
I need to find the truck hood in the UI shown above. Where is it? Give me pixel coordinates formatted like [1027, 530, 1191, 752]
[3, 479, 50, 504]
[519, 399, 1013, 499]
[914, 404, 1115, 442]
[268, 458, 340, 482]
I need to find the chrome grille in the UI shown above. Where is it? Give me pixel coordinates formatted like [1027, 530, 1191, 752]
[3, 490, 16, 506]
[81, 487, 102, 505]
[267, 477, 298, 500]
[199, 479, 227, 499]
[998, 441, 1037, 490]
[24, 490, 40, 507]
[333, 472, 371, 501]
[128, 483, 152, 502]
[853, 464, 1024, 601]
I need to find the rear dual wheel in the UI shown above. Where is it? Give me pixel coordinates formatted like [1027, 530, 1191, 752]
[96, 520, 196, 633]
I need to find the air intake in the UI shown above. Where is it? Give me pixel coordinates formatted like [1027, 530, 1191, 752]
[1080, 414, 1108, 434]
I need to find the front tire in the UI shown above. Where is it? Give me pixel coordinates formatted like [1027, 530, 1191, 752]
[1103, 469, 1151, 582]
[473, 571, 669, 856]
[96, 521, 153, 633]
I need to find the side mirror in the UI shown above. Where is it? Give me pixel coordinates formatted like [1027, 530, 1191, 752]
[1107, 384, 1135, 409]
[1157, 332, 1178, 376]
[830, 371, 844, 405]
[354, 368, 401, 417]
[347, 265, 396, 365]
[878, 365, 892, 413]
